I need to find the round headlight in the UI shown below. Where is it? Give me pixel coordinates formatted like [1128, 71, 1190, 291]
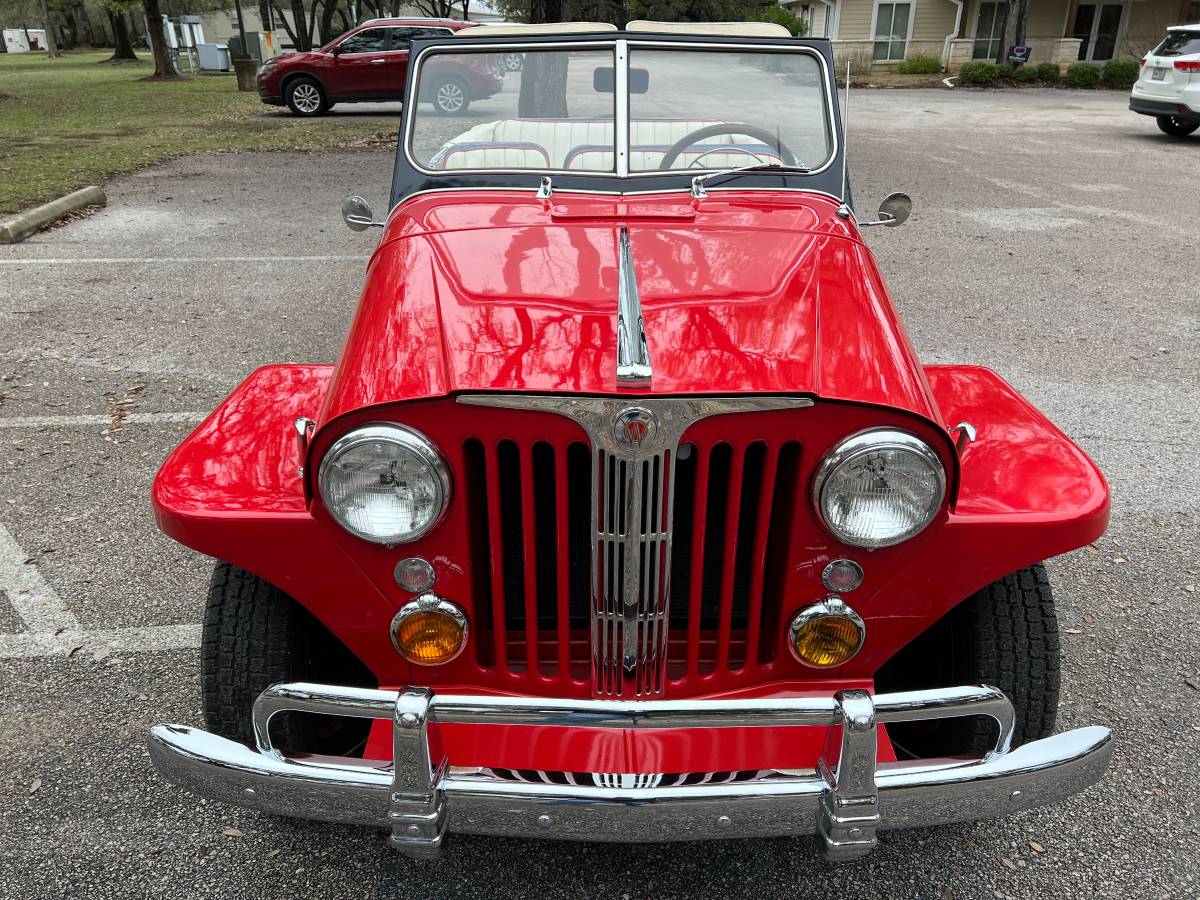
[814, 429, 945, 549]
[319, 424, 450, 544]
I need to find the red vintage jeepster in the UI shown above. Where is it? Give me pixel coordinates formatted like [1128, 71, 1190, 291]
[149, 22, 1113, 860]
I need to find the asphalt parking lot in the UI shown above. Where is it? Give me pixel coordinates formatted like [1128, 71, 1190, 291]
[1, 87, 1196, 898]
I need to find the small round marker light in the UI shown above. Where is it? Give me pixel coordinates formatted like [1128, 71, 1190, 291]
[788, 597, 866, 669]
[390, 595, 467, 666]
[394, 557, 436, 593]
[821, 558, 864, 593]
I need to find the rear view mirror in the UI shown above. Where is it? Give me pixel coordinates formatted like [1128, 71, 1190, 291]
[877, 192, 912, 227]
[341, 195, 383, 231]
[592, 67, 650, 94]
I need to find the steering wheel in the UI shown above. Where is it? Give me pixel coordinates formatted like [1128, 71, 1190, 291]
[657, 123, 799, 171]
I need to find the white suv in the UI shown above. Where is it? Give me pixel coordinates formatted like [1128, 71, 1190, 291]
[1131, 24, 1200, 137]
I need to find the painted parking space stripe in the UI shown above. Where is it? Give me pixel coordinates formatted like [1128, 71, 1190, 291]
[0, 411, 208, 429]
[0, 524, 200, 659]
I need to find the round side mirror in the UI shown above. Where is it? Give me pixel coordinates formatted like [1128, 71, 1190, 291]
[878, 192, 912, 228]
[341, 195, 375, 232]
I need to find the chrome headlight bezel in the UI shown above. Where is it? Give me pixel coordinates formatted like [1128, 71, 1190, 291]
[318, 423, 451, 545]
[812, 428, 946, 550]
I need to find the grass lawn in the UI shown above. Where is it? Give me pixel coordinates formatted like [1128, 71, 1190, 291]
[0, 51, 399, 214]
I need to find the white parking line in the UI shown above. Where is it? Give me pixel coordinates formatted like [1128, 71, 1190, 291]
[0, 256, 363, 265]
[0, 524, 200, 659]
[0, 411, 207, 429]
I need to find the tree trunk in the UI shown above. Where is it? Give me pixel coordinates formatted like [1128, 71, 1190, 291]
[997, 0, 1026, 64]
[308, 0, 322, 47]
[272, 3, 299, 47]
[528, 0, 564, 24]
[143, 0, 182, 78]
[77, 2, 98, 48]
[290, 0, 311, 51]
[37, 0, 62, 57]
[320, 0, 343, 46]
[518, 52, 569, 117]
[107, 11, 138, 60]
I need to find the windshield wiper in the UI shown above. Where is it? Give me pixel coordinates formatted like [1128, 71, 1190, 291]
[690, 162, 811, 199]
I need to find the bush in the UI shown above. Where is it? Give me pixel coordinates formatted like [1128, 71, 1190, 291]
[1066, 62, 1102, 87]
[748, 4, 808, 37]
[1014, 65, 1039, 82]
[958, 61, 1000, 85]
[897, 54, 942, 74]
[1035, 62, 1060, 82]
[1102, 57, 1140, 89]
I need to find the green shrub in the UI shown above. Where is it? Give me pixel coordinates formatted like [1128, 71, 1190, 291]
[897, 54, 942, 74]
[1035, 62, 1060, 82]
[1102, 57, 1140, 89]
[993, 64, 1016, 80]
[958, 61, 1000, 85]
[1066, 62, 1102, 87]
[748, 4, 808, 36]
[1014, 65, 1039, 82]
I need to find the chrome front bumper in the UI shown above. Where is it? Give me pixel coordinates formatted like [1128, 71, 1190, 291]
[148, 683, 1112, 861]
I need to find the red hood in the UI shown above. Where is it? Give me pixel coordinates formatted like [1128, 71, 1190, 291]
[318, 190, 941, 426]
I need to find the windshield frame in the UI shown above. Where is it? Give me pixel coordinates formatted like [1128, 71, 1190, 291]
[392, 31, 843, 207]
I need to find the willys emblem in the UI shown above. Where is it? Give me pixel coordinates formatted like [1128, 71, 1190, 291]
[612, 407, 658, 450]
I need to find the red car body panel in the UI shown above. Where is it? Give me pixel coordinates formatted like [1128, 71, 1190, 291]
[318, 190, 938, 425]
[152, 190, 1108, 774]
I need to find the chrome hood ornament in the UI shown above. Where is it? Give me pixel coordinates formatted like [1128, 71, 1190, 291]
[615, 227, 651, 388]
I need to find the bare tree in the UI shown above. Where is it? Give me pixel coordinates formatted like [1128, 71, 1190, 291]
[105, 8, 138, 61]
[142, 0, 181, 78]
[37, 0, 62, 56]
[518, 0, 567, 117]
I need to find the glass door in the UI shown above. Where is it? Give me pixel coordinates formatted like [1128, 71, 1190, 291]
[1072, 3, 1126, 61]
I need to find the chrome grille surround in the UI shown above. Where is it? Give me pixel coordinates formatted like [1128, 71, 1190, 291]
[457, 395, 812, 696]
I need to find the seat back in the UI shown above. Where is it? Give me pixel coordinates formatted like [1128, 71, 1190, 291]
[431, 119, 784, 171]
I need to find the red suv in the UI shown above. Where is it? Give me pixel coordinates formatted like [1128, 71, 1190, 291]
[257, 18, 504, 117]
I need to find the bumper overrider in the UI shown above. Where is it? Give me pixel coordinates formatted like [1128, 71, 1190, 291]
[148, 683, 1112, 860]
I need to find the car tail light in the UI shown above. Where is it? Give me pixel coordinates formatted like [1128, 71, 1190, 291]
[1139, 57, 1146, 66]
[1175, 60, 1200, 72]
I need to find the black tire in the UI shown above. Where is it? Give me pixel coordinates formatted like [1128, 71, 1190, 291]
[874, 564, 1060, 758]
[284, 75, 328, 117]
[202, 561, 376, 754]
[1156, 115, 1199, 137]
[430, 75, 470, 115]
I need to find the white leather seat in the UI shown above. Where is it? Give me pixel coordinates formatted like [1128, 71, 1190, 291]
[432, 119, 783, 171]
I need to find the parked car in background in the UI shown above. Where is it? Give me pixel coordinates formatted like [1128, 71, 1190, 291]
[151, 22, 1113, 861]
[1130, 23, 1200, 136]
[256, 17, 502, 116]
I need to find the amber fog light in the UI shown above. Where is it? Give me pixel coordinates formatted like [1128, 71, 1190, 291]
[788, 597, 865, 668]
[391, 595, 467, 666]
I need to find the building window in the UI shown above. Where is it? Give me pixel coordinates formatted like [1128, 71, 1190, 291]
[872, 2, 912, 61]
[973, 2, 1006, 60]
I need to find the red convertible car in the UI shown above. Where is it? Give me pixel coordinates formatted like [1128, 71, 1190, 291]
[150, 22, 1113, 860]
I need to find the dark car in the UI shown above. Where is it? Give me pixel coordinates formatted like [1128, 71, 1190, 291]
[256, 17, 503, 117]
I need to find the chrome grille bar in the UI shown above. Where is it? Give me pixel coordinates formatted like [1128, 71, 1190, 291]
[458, 395, 812, 696]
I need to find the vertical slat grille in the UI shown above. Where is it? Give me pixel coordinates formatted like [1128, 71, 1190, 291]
[459, 403, 805, 696]
[463, 438, 591, 680]
[593, 448, 671, 696]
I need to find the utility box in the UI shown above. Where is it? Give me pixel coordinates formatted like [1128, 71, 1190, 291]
[227, 32, 269, 62]
[197, 42, 230, 71]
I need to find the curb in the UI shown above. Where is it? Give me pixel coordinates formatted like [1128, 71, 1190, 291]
[0, 186, 107, 244]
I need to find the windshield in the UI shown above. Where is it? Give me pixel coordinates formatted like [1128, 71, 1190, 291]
[407, 42, 833, 176]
